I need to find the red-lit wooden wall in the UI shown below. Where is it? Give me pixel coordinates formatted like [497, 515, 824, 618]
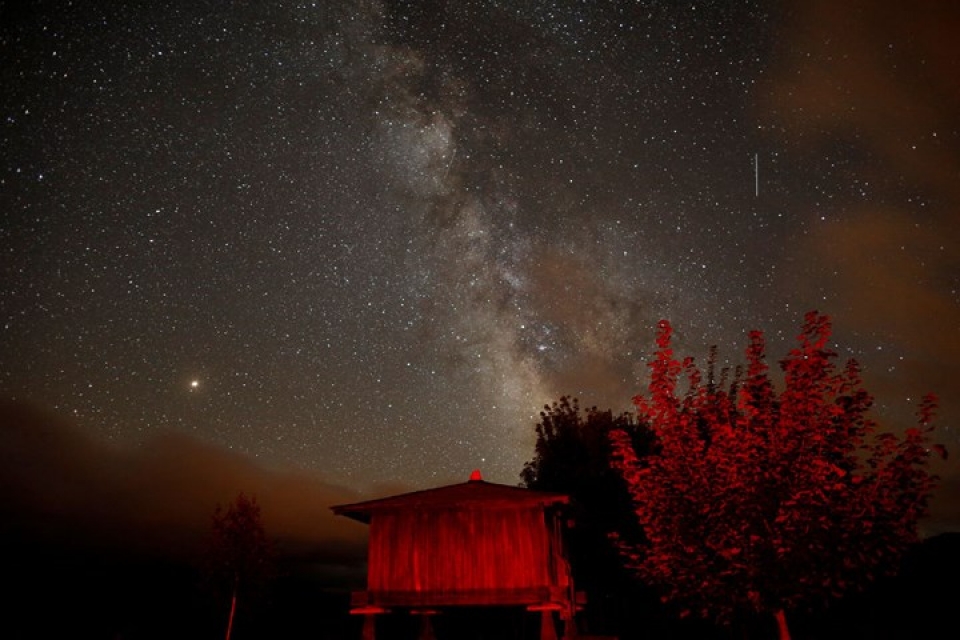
[366, 505, 567, 602]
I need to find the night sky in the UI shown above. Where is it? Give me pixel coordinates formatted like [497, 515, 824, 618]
[2, 0, 959, 562]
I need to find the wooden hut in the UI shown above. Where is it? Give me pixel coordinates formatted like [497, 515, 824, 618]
[331, 470, 577, 640]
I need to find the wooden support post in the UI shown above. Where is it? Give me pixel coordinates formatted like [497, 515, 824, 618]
[411, 609, 439, 640]
[540, 609, 558, 640]
[361, 614, 375, 640]
[528, 604, 562, 640]
[350, 606, 387, 640]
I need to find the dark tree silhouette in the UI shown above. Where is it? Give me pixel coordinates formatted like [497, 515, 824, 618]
[203, 492, 275, 640]
[610, 311, 946, 640]
[521, 396, 655, 636]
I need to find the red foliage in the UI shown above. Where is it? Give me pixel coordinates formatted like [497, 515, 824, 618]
[610, 312, 946, 634]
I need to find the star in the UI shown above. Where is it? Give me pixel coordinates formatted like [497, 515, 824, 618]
[0, 0, 955, 519]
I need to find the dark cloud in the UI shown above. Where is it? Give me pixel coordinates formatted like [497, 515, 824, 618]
[0, 400, 368, 575]
[757, 0, 960, 535]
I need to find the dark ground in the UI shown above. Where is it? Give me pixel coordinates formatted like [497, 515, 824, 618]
[5, 533, 959, 639]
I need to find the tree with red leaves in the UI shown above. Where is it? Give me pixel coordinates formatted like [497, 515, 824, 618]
[610, 311, 946, 640]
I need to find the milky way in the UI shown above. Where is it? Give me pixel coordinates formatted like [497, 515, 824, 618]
[2, 1, 958, 526]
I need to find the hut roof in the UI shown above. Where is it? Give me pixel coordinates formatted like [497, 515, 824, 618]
[331, 470, 569, 524]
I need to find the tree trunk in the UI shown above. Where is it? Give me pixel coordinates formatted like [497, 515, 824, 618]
[773, 608, 791, 640]
[224, 582, 238, 640]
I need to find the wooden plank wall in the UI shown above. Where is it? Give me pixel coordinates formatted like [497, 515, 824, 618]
[367, 507, 558, 595]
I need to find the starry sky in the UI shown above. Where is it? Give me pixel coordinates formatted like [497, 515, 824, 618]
[2, 0, 959, 558]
